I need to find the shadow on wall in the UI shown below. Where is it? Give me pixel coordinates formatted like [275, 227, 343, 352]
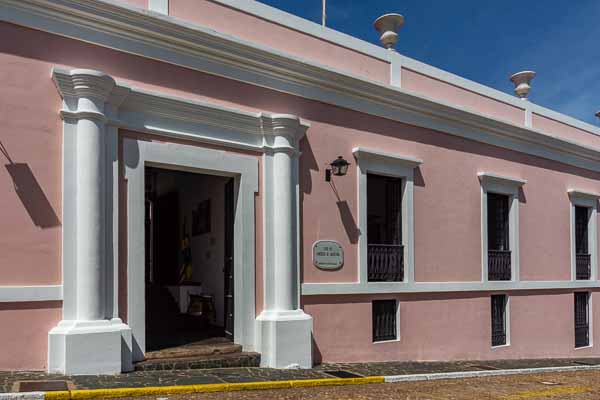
[312, 333, 323, 366]
[1, 141, 60, 229]
[328, 174, 360, 245]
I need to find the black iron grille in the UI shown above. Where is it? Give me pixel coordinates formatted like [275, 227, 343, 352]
[488, 250, 511, 281]
[491, 295, 507, 346]
[575, 206, 590, 280]
[575, 292, 589, 348]
[373, 299, 397, 342]
[368, 244, 404, 282]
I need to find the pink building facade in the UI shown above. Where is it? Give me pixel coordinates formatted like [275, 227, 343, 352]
[2, 0, 600, 374]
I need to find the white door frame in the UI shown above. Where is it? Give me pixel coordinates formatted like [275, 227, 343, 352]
[124, 138, 259, 361]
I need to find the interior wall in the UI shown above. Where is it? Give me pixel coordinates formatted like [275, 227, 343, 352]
[177, 173, 227, 327]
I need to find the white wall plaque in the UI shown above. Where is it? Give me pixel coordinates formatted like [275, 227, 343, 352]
[313, 240, 344, 270]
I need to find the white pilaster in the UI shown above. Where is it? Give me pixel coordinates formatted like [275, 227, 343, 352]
[258, 115, 313, 368]
[49, 69, 132, 375]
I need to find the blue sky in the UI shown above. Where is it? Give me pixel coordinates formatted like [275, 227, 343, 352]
[257, 0, 600, 125]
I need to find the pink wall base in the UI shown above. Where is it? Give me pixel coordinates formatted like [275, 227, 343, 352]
[0, 301, 61, 371]
[305, 291, 600, 364]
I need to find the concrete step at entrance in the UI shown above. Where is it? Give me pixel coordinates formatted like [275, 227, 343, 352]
[144, 338, 243, 360]
[134, 351, 261, 371]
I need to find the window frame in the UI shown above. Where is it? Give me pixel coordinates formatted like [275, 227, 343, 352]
[354, 147, 422, 286]
[478, 173, 526, 283]
[569, 190, 599, 282]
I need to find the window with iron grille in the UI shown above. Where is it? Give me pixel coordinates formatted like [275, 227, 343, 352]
[491, 295, 507, 346]
[574, 292, 590, 348]
[367, 174, 403, 282]
[372, 300, 397, 342]
[487, 193, 511, 281]
[575, 206, 591, 280]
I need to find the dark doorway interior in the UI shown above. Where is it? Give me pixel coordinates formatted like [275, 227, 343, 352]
[144, 167, 234, 353]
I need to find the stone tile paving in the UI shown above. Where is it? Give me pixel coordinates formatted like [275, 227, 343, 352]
[316, 358, 600, 377]
[134, 370, 600, 400]
[2, 358, 600, 393]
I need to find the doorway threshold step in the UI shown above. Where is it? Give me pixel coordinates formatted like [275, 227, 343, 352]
[144, 339, 243, 361]
[134, 351, 261, 371]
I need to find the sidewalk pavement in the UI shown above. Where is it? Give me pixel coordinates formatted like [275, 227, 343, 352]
[2, 358, 600, 398]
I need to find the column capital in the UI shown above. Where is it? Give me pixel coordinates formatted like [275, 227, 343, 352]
[53, 68, 118, 121]
[260, 113, 309, 153]
[53, 68, 116, 102]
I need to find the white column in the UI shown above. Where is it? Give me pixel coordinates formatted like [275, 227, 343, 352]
[73, 74, 113, 320]
[257, 115, 313, 368]
[271, 147, 296, 311]
[49, 69, 132, 375]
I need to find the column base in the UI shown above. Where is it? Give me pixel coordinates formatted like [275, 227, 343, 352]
[256, 309, 313, 368]
[48, 318, 132, 375]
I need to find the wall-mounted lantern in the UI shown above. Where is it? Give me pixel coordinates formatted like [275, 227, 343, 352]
[326, 156, 350, 182]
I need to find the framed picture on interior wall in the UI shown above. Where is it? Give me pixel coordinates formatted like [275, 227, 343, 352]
[192, 199, 211, 236]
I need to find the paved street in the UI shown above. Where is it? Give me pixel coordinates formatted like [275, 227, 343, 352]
[118, 370, 600, 399]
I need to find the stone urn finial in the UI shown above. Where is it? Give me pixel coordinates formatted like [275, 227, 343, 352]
[510, 71, 536, 100]
[373, 13, 405, 51]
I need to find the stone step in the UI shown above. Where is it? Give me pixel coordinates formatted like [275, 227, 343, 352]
[144, 339, 243, 360]
[134, 351, 261, 371]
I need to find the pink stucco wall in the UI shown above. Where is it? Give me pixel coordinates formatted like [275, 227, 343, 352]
[168, 0, 389, 84]
[0, 48, 62, 286]
[402, 68, 525, 126]
[306, 291, 600, 363]
[2, 20, 600, 368]
[300, 116, 600, 284]
[0, 302, 61, 370]
[533, 113, 600, 150]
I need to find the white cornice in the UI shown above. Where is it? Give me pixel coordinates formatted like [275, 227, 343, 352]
[568, 189, 600, 201]
[52, 68, 308, 152]
[353, 147, 422, 168]
[478, 172, 527, 187]
[5, 0, 600, 171]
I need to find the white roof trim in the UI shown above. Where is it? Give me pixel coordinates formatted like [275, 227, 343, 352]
[211, 0, 600, 137]
[352, 147, 422, 168]
[478, 172, 527, 187]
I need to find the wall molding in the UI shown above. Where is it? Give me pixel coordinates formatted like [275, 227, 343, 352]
[53, 68, 310, 154]
[3, 0, 600, 173]
[302, 280, 600, 296]
[0, 285, 62, 302]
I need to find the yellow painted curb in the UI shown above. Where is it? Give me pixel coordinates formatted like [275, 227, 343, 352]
[44, 376, 385, 399]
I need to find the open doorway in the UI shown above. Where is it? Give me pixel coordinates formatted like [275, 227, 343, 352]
[144, 166, 234, 353]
